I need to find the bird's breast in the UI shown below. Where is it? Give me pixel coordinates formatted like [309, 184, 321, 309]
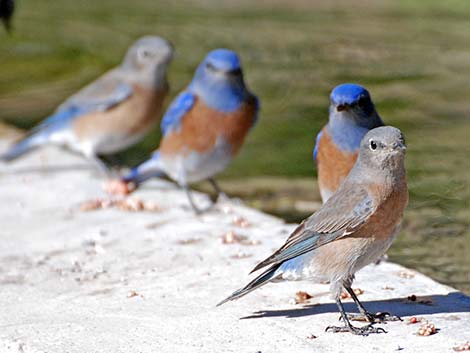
[73, 84, 167, 144]
[316, 129, 358, 201]
[159, 97, 257, 157]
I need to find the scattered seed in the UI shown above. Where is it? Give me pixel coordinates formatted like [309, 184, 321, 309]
[417, 323, 437, 336]
[306, 334, 317, 340]
[232, 216, 250, 228]
[127, 290, 144, 299]
[295, 291, 313, 304]
[220, 231, 260, 245]
[230, 252, 252, 259]
[340, 288, 364, 299]
[178, 238, 203, 245]
[104, 179, 136, 195]
[399, 271, 415, 279]
[453, 341, 470, 351]
[406, 294, 433, 305]
[79, 198, 161, 213]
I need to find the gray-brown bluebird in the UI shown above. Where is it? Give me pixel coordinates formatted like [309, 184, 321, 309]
[1, 36, 173, 174]
[314, 84, 384, 202]
[219, 126, 408, 336]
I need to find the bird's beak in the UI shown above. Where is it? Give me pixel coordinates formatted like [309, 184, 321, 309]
[227, 68, 242, 76]
[392, 141, 407, 151]
[336, 104, 349, 112]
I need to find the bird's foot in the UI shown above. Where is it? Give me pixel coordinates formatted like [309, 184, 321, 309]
[104, 179, 136, 196]
[326, 323, 386, 336]
[347, 311, 402, 323]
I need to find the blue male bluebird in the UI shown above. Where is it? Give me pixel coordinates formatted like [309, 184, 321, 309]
[314, 83, 384, 202]
[113, 48, 259, 213]
[0, 0, 14, 32]
[219, 126, 408, 336]
[1, 36, 174, 173]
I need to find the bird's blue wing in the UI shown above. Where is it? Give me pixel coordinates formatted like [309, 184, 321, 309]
[34, 83, 133, 134]
[313, 130, 323, 162]
[251, 187, 375, 273]
[56, 82, 133, 115]
[160, 91, 195, 136]
[251, 95, 260, 127]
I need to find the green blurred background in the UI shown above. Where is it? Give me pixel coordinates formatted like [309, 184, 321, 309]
[0, 0, 469, 293]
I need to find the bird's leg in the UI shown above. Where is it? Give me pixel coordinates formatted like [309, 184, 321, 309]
[326, 298, 386, 336]
[88, 155, 118, 178]
[344, 286, 402, 323]
[184, 185, 214, 215]
[208, 178, 227, 203]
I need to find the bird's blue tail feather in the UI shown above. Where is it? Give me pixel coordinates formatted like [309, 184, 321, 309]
[122, 151, 165, 185]
[0, 133, 47, 162]
[217, 263, 282, 306]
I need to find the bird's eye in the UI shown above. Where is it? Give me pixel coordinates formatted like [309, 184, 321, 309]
[206, 62, 216, 71]
[139, 49, 154, 59]
[369, 140, 377, 150]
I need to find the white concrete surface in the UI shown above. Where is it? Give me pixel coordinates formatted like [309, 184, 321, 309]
[0, 143, 469, 353]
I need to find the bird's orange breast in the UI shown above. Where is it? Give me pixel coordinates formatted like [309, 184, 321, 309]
[316, 129, 358, 195]
[159, 97, 257, 156]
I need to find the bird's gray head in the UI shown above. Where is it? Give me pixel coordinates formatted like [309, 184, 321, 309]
[122, 36, 174, 88]
[329, 83, 383, 129]
[357, 126, 407, 174]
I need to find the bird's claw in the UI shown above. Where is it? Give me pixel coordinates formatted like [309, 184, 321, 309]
[326, 323, 387, 336]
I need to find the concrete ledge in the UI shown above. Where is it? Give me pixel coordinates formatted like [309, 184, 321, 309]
[0, 143, 469, 353]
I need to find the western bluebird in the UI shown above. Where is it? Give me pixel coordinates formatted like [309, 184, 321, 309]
[0, 0, 14, 32]
[1, 36, 174, 174]
[115, 48, 259, 214]
[219, 126, 408, 336]
[314, 83, 384, 202]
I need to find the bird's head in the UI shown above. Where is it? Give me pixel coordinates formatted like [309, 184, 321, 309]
[358, 126, 407, 172]
[195, 49, 244, 85]
[329, 83, 381, 128]
[123, 36, 174, 85]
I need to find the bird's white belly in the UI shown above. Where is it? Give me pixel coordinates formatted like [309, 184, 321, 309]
[160, 137, 233, 185]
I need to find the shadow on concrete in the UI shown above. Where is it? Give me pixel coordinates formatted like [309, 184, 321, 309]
[241, 292, 470, 320]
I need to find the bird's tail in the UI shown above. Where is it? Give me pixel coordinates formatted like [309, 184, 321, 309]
[217, 263, 282, 306]
[0, 132, 48, 162]
[122, 151, 165, 185]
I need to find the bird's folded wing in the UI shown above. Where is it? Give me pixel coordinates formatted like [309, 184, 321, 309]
[250, 186, 375, 273]
[160, 90, 196, 136]
[31, 72, 134, 135]
[56, 70, 134, 115]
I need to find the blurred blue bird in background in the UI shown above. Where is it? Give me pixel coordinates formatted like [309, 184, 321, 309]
[314, 83, 384, 202]
[1, 36, 174, 174]
[219, 126, 408, 336]
[109, 48, 259, 213]
[0, 0, 14, 32]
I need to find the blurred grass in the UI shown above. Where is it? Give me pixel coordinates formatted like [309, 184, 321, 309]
[0, 0, 469, 293]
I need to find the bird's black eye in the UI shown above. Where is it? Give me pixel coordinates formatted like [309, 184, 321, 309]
[139, 49, 154, 59]
[206, 62, 216, 71]
[370, 140, 377, 150]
